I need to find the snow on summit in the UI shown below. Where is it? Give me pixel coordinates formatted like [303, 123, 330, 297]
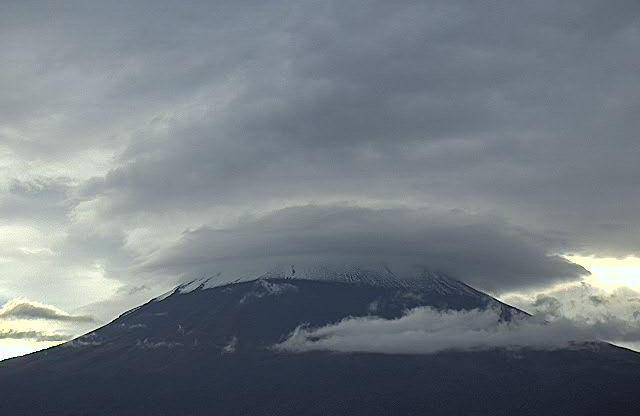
[173, 263, 481, 297]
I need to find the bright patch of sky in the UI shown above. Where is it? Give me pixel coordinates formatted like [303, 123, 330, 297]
[565, 255, 640, 292]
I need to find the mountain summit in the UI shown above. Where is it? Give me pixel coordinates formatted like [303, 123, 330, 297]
[1, 266, 639, 415]
[173, 264, 497, 300]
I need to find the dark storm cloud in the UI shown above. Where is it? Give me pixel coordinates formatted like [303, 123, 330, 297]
[0, 300, 95, 323]
[143, 205, 587, 292]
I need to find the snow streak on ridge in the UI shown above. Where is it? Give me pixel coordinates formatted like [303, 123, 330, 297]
[169, 265, 481, 299]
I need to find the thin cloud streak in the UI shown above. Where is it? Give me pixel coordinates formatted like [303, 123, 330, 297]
[0, 329, 70, 342]
[0, 299, 96, 323]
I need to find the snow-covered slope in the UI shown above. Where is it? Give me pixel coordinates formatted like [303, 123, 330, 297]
[171, 264, 482, 297]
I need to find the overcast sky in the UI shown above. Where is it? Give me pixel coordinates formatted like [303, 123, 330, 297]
[1, 0, 640, 358]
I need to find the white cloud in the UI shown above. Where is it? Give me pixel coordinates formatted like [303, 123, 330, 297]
[502, 282, 640, 346]
[274, 306, 609, 355]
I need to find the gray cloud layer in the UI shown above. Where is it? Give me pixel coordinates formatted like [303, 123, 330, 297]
[0, 299, 95, 323]
[144, 205, 586, 292]
[62, 0, 640, 256]
[2, 0, 637, 253]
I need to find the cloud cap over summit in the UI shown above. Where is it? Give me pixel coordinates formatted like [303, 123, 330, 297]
[144, 205, 587, 292]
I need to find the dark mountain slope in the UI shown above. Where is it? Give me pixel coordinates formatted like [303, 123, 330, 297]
[1, 270, 639, 415]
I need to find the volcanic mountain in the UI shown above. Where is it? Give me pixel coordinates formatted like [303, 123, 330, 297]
[1, 265, 640, 415]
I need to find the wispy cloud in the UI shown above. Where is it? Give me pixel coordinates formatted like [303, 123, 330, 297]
[0, 329, 70, 342]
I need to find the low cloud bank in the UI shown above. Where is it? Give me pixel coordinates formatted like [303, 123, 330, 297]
[503, 283, 640, 345]
[274, 306, 621, 355]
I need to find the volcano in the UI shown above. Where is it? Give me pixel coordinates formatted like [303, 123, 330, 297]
[1, 266, 640, 415]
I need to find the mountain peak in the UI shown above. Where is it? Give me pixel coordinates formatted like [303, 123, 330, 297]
[170, 264, 482, 298]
